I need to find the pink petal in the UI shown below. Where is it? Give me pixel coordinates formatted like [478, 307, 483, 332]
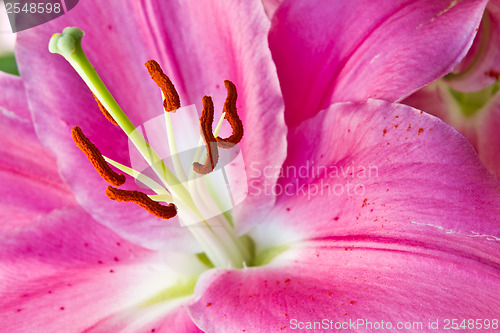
[15, 2, 198, 251]
[404, 82, 500, 180]
[401, 82, 452, 122]
[0, 207, 203, 331]
[269, 0, 488, 126]
[189, 100, 500, 331]
[0, 264, 194, 333]
[256, 100, 499, 245]
[16, 0, 286, 244]
[188, 242, 499, 332]
[0, 208, 149, 270]
[0, 73, 75, 232]
[0, 207, 148, 331]
[446, 0, 500, 91]
[83, 306, 202, 333]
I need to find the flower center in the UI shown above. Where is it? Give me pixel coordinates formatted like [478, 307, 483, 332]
[447, 79, 499, 117]
[49, 27, 253, 269]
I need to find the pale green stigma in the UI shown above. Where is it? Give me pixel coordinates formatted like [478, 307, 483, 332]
[49, 27, 84, 55]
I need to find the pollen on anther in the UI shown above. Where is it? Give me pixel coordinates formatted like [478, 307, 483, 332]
[216, 80, 244, 149]
[105, 186, 177, 219]
[71, 126, 126, 186]
[145, 60, 180, 112]
[93, 94, 118, 125]
[193, 96, 219, 174]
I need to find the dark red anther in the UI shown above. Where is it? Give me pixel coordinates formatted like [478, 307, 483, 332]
[145, 60, 181, 112]
[106, 186, 177, 219]
[193, 96, 219, 174]
[71, 126, 126, 186]
[216, 80, 243, 149]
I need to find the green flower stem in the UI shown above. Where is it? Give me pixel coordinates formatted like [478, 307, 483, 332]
[49, 28, 134, 134]
[49, 28, 193, 206]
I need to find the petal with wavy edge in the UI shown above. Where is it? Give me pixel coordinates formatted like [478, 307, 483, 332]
[0, 207, 207, 332]
[404, 81, 500, 180]
[191, 100, 500, 332]
[249, 100, 499, 251]
[188, 242, 499, 332]
[269, 0, 488, 126]
[446, 0, 500, 91]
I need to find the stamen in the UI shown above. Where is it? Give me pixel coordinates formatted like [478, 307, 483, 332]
[71, 126, 126, 186]
[106, 186, 177, 219]
[188, 112, 225, 181]
[145, 60, 180, 112]
[51, 26, 254, 269]
[93, 94, 118, 125]
[193, 96, 219, 174]
[216, 80, 243, 149]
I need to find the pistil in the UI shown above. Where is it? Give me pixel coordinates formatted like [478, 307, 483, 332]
[49, 27, 253, 269]
[145, 59, 188, 182]
[49, 27, 191, 203]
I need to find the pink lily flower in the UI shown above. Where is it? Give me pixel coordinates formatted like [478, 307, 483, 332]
[404, 0, 500, 180]
[1, 1, 499, 332]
